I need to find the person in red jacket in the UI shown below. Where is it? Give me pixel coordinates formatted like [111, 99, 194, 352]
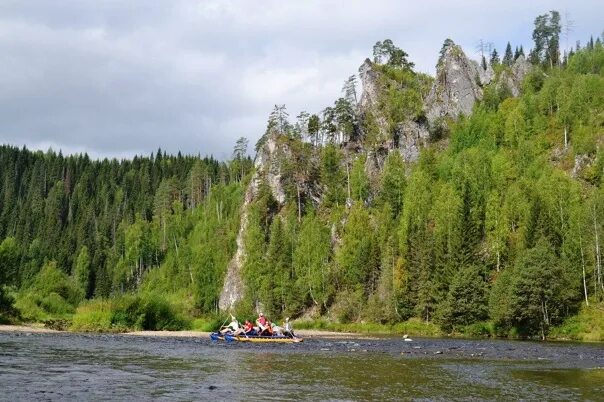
[255, 312, 267, 333]
[243, 320, 255, 335]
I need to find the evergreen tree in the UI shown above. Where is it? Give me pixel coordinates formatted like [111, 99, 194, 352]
[73, 246, 91, 298]
[490, 49, 500, 66]
[438, 266, 488, 332]
[503, 42, 514, 66]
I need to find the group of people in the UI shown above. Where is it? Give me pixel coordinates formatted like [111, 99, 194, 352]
[219, 312, 296, 338]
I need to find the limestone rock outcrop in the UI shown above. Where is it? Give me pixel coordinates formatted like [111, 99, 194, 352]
[218, 134, 288, 311]
[358, 58, 390, 140]
[396, 120, 431, 162]
[425, 40, 490, 124]
[501, 55, 532, 97]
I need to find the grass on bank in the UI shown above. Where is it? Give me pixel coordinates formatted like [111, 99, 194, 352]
[70, 293, 191, 332]
[294, 317, 443, 337]
[549, 303, 604, 342]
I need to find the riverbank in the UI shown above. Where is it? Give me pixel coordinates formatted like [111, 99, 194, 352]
[0, 324, 59, 334]
[0, 324, 365, 339]
[3, 302, 603, 342]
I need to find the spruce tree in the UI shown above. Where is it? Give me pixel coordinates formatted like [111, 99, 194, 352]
[503, 42, 514, 66]
[490, 49, 500, 66]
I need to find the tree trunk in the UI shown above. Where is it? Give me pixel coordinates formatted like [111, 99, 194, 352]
[564, 125, 568, 148]
[580, 236, 589, 306]
[173, 234, 179, 257]
[296, 184, 301, 223]
[594, 206, 603, 296]
[346, 158, 351, 201]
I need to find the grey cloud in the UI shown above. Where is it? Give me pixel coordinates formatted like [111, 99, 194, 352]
[0, 0, 602, 159]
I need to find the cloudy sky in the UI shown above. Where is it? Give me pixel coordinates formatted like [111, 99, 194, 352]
[0, 1, 602, 159]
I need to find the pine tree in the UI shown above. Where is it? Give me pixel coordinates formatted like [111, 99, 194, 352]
[490, 49, 500, 66]
[503, 42, 514, 66]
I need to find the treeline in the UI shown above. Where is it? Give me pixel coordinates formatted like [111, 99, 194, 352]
[0, 145, 251, 323]
[238, 37, 604, 338]
[1, 13, 603, 339]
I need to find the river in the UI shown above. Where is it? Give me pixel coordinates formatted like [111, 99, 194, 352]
[0, 331, 603, 401]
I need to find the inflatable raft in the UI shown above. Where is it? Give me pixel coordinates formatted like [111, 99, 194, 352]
[210, 332, 303, 343]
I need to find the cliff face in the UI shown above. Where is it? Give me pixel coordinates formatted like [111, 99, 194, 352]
[502, 55, 532, 97]
[358, 58, 391, 141]
[358, 59, 432, 164]
[220, 39, 533, 312]
[425, 40, 490, 124]
[218, 133, 287, 311]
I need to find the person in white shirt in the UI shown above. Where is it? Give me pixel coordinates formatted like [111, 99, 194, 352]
[283, 317, 295, 337]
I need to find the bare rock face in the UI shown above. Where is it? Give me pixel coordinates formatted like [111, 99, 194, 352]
[396, 120, 431, 162]
[572, 153, 595, 179]
[502, 55, 532, 97]
[218, 134, 287, 311]
[218, 186, 251, 311]
[358, 58, 390, 139]
[358, 58, 380, 111]
[425, 40, 489, 124]
[359, 58, 431, 163]
[252, 134, 287, 204]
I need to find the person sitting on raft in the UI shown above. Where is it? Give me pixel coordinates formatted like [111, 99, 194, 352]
[283, 317, 295, 338]
[219, 315, 240, 335]
[262, 320, 274, 336]
[271, 321, 284, 336]
[256, 312, 268, 334]
[243, 320, 256, 335]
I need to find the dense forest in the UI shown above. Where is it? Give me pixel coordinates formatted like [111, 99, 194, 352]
[0, 145, 252, 329]
[1, 12, 603, 339]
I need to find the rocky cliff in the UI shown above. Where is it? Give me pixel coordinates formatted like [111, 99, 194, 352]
[218, 133, 288, 311]
[358, 58, 391, 141]
[219, 39, 532, 312]
[425, 40, 491, 124]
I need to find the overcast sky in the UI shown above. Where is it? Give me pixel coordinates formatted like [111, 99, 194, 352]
[0, 1, 602, 160]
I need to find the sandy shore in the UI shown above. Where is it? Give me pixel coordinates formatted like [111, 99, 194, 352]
[0, 324, 59, 334]
[0, 325, 366, 339]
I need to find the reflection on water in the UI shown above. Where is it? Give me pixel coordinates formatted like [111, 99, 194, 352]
[0, 332, 603, 401]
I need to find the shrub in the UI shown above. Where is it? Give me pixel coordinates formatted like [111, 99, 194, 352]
[329, 288, 364, 323]
[14, 292, 49, 322]
[0, 287, 18, 323]
[70, 294, 190, 332]
[71, 300, 113, 332]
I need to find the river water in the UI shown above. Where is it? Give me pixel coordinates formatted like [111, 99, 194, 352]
[0, 331, 603, 401]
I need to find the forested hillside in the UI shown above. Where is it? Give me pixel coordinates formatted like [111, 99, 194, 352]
[0, 145, 251, 327]
[230, 15, 604, 340]
[1, 12, 603, 339]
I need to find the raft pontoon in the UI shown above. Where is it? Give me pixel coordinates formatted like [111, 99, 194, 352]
[210, 332, 303, 343]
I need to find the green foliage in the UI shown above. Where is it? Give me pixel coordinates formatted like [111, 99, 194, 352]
[373, 39, 414, 69]
[0, 287, 17, 323]
[293, 212, 332, 309]
[14, 261, 83, 321]
[490, 239, 578, 338]
[350, 155, 370, 202]
[376, 66, 433, 133]
[437, 266, 489, 332]
[335, 204, 378, 290]
[530, 11, 561, 68]
[70, 294, 190, 332]
[550, 303, 604, 342]
[320, 144, 346, 207]
[379, 152, 406, 217]
[74, 246, 91, 298]
[330, 287, 365, 323]
[32, 261, 83, 306]
[2, 24, 604, 341]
